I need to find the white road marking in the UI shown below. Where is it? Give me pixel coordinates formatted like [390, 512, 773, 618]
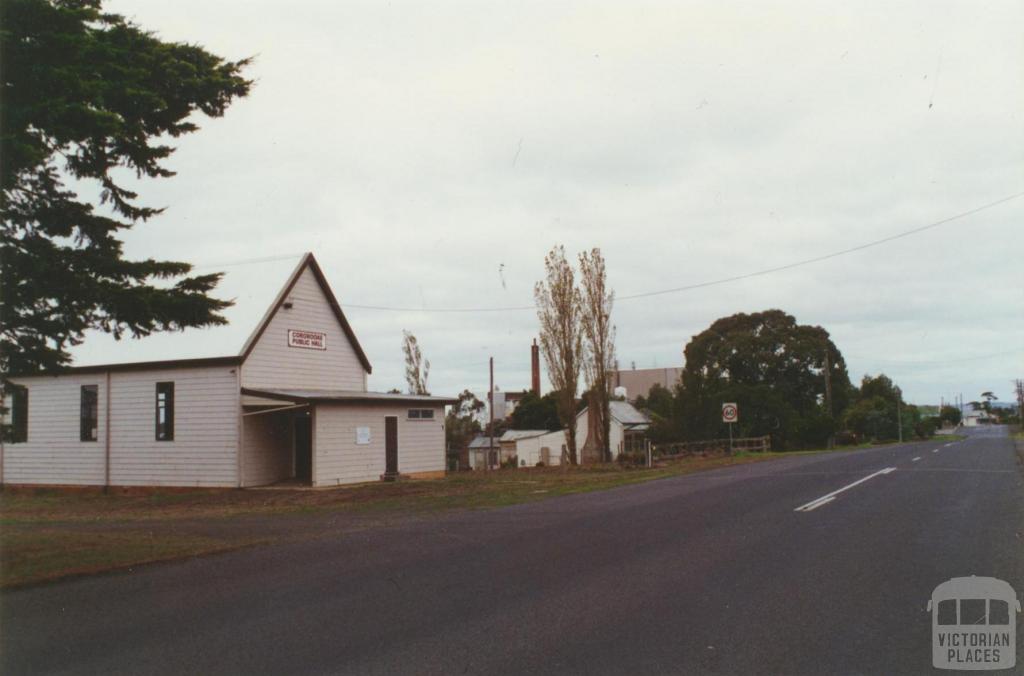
[796, 496, 835, 512]
[912, 457, 921, 462]
[944, 443, 954, 447]
[794, 467, 897, 512]
[932, 449, 939, 453]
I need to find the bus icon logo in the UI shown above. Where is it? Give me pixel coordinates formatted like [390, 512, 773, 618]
[928, 576, 1020, 670]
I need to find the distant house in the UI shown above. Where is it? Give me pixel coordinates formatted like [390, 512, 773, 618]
[3, 253, 456, 488]
[962, 410, 993, 427]
[610, 367, 683, 401]
[500, 401, 652, 466]
[578, 400, 652, 463]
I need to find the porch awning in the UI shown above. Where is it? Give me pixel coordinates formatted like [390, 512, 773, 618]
[241, 387, 458, 406]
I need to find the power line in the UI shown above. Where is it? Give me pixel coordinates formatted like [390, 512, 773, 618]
[845, 348, 1024, 366]
[338, 190, 1024, 313]
[192, 253, 305, 270]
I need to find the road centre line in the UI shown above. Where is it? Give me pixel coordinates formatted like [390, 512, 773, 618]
[794, 467, 897, 512]
[796, 496, 835, 512]
[932, 449, 939, 453]
[912, 457, 921, 462]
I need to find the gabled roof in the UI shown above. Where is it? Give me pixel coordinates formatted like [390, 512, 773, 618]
[239, 253, 372, 373]
[575, 401, 651, 429]
[44, 253, 373, 375]
[609, 400, 651, 426]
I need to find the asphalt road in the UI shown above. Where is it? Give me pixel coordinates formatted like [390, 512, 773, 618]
[3, 427, 1022, 675]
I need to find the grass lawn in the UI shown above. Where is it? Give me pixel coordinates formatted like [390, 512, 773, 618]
[932, 433, 966, 442]
[0, 452, 789, 588]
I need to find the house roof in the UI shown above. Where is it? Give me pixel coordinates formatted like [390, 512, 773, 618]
[500, 429, 551, 441]
[241, 387, 457, 406]
[575, 401, 651, 429]
[609, 400, 651, 426]
[50, 253, 372, 374]
[467, 436, 501, 449]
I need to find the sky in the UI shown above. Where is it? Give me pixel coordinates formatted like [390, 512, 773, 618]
[76, 0, 1023, 405]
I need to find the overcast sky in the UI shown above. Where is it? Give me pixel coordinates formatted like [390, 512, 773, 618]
[84, 0, 1023, 405]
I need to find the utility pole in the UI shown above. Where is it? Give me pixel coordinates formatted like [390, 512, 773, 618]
[896, 385, 903, 443]
[488, 357, 495, 471]
[824, 347, 834, 449]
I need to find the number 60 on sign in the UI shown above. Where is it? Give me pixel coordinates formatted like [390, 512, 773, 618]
[722, 402, 739, 424]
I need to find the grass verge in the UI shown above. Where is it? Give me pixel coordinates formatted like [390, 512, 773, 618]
[0, 451, 792, 588]
[0, 527, 264, 589]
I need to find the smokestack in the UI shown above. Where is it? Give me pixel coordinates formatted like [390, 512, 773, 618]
[531, 338, 541, 394]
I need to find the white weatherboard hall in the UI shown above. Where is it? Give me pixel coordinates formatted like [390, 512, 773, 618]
[2, 254, 455, 488]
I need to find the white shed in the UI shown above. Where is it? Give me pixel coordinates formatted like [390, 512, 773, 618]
[2, 253, 456, 488]
[508, 429, 567, 466]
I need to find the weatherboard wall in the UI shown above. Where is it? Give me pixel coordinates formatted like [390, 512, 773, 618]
[313, 404, 445, 486]
[107, 366, 239, 487]
[4, 366, 239, 487]
[513, 430, 567, 466]
[573, 410, 627, 462]
[241, 266, 368, 392]
[3, 373, 108, 485]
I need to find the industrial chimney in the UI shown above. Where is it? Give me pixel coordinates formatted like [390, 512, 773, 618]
[531, 338, 541, 394]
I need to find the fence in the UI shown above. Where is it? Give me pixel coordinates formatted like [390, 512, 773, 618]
[654, 435, 771, 458]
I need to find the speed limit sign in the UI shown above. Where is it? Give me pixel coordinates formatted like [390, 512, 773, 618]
[722, 402, 739, 423]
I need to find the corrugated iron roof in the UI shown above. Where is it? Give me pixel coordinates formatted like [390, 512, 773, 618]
[499, 429, 551, 441]
[241, 387, 457, 405]
[610, 400, 651, 426]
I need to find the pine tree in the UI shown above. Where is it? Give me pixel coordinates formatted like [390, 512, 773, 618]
[1, 0, 252, 377]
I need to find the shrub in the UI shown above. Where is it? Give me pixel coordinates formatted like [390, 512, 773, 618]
[834, 431, 860, 446]
[616, 451, 648, 467]
[914, 418, 938, 439]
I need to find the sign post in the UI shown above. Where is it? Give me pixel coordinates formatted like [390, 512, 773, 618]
[722, 402, 739, 454]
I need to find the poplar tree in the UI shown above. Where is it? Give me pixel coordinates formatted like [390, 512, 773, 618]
[534, 245, 582, 465]
[402, 331, 430, 395]
[0, 0, 252, 377]
[578, 248, 615, 462]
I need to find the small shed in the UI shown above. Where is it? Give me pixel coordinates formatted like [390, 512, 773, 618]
[466, 435, 501, 470]
[498, 430, 550, 466]
[509, 429, 567, 466]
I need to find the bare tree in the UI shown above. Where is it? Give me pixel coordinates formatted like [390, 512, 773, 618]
[534, 246, 583, 465]
[579, 248, 616, 462]
[402, 330, 430, 395]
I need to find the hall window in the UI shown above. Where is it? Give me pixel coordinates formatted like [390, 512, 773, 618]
[80, 385, 98, 442]
[155, 382, 175, 441]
